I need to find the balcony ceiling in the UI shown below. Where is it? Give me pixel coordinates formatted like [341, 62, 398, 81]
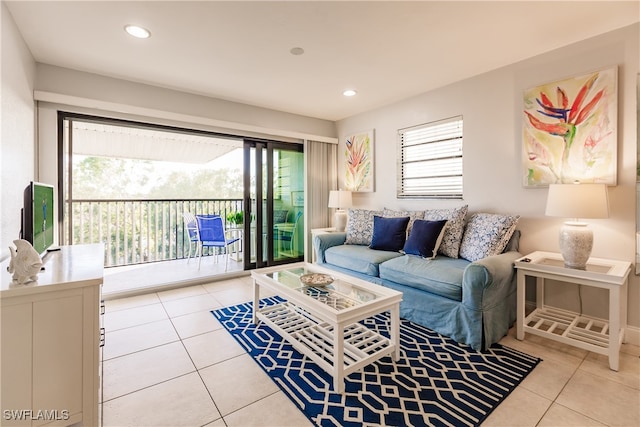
[6, 1, 639, 121]
[69, 121, 241, 164]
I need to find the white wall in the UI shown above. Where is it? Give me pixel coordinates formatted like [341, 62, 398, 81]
[0, 3, 36, 261]
[34, 64, 339, 197]
[35, 64, 337, 142]
[337, 24, 640, 328]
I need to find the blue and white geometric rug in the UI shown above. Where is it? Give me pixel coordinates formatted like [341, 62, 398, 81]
[212, 298, 540, 427]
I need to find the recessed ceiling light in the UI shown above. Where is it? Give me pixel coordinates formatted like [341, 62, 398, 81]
[343, 89, 357, 97]
[125, 25, 151, 39]
[290, 47, 305, 56]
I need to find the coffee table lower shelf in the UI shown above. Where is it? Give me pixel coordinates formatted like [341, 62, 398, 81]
[257, 302, 394, 389]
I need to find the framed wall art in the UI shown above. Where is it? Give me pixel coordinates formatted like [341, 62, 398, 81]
[291, 191, 304, 207]
[522, 67, 617, 187]
[343, 129, 375, 192]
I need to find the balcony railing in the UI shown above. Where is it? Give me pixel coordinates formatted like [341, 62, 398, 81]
[64, 199, 243, 267]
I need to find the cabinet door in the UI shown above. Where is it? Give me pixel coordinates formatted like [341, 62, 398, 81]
[32, 295, 83, 425]
[1, 303, 33, 427]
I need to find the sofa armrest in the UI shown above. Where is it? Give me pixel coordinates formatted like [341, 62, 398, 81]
[313, 232, 347, 263]
[461, 251, 522, 311]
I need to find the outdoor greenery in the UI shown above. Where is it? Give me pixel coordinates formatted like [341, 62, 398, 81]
[69, 155, 244, 266]
[226, 211, 244, 225]
[72, 156, 243, 200]
[73, 157, 153, 199]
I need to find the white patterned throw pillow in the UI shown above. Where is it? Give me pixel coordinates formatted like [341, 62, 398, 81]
[345, 209, 383, 245]
[459, 213, 520, 262]
[423, 205, 468, 258]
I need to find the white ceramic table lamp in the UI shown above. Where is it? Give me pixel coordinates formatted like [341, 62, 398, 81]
[328, 190, 352, 232]
[545, 182, 609, 269]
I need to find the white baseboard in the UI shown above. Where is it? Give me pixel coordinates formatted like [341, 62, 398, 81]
[102, 270, 250, 300]
[625, 325, 640, 346]
[524, 301, 640, 347]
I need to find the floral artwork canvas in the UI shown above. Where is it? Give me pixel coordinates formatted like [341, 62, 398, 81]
[523, 67, 617, 186]
[344, 130, 374, 192]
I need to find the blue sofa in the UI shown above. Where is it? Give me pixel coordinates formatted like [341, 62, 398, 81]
[313, 231, 521, 351]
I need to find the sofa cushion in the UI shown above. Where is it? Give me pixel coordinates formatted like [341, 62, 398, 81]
[423, 205, 468, 258]
[345, 209, 383, 245]
[403, 219, 448, 259]
[459, 213, 520, 262]
[382, 208, 425, 236]
[379, 255, 468, 301]
[370, 215, 410, 252]
[325, 245, 402, 277]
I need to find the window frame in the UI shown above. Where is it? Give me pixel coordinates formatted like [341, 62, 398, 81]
[396, 116, 463, 199]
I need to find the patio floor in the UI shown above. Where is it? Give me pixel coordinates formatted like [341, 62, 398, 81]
[103, 255, 246, 299]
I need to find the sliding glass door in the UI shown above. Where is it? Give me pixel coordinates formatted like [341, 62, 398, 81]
[243, 139, 304, 269]
[58, 112, 245, 267]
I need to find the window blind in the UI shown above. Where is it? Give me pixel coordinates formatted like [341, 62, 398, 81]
[397, 116, 463, 198]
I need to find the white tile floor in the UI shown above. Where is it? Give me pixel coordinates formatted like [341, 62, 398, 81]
[102, 256, 245, 298]
[101, 277, 640, 427]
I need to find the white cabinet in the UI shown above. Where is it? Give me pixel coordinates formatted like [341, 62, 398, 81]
[1, 244, 104, 427]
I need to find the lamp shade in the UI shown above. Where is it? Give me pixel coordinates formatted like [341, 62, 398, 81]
[545, 183, 609, 219]
[328, 190, 353, 209]
[545, 183, 609, 269]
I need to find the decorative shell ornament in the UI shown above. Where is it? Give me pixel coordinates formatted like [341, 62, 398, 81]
[8, 239, 43, 284]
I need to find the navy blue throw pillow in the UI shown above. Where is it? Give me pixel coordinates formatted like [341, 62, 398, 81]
[403, 219, 448, 259]
[369, 216, 410, 252]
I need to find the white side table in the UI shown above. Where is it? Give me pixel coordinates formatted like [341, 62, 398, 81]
[310, 227, 338, 263]
[515, 251, 630, 371]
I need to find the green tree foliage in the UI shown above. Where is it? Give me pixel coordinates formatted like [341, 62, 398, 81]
[73, 157, 153, 199]
[148, 168, 243, 199]
[70, 156, 243, 266]
[72, 156, 242, 200]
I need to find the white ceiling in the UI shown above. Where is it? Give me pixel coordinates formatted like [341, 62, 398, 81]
[6, 1, 639, 121]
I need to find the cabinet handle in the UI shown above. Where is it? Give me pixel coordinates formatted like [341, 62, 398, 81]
[100, 300, 105, 315]
[100, 328, 106, 347]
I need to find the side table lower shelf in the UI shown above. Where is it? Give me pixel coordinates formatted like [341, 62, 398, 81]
[524, 306, 614, 353]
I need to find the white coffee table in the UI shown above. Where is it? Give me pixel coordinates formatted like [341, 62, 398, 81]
[251, 263, 402, 393]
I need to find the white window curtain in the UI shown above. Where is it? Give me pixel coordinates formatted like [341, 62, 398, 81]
[304, 140, 337, 261]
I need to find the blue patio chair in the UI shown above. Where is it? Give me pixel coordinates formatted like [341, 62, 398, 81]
[195, 215, 241, 271]
[184, 213, 221, 263]
[182, 212, 199, 262]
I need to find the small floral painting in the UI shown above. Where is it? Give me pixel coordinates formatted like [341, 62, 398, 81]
[344, 130, 374, 192]
[523, 67, 617, 186]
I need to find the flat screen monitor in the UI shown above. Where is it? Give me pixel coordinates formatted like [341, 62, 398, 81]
[23, 181, 55, 256]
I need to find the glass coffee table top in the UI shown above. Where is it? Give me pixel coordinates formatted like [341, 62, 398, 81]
[266, 266, 379, 310]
